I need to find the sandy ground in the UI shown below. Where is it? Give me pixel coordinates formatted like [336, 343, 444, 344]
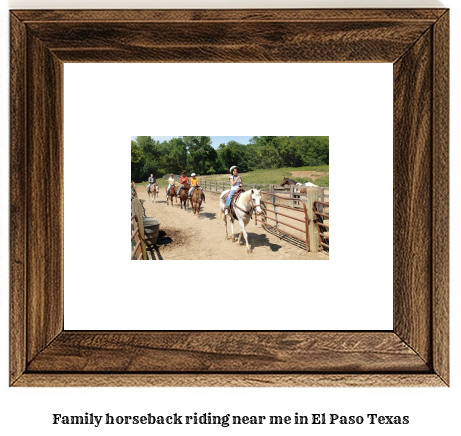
[137, 188, 329, 260]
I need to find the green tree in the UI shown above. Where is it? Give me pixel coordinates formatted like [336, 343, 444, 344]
[131, 140, 145, 182]
[217, 140, 250, 173]
[184, 136, 217, 175]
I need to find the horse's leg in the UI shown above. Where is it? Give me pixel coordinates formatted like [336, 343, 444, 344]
[223, 210, 230, 240]
[230, 218, 235, 242]
[239, 219, 252, 253]
[236, 220, 243, 246]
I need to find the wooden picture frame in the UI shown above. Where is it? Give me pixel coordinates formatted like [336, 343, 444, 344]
[10, 9, 449, 387]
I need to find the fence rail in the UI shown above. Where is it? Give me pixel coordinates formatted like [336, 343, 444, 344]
[163, 174, 329, 201]
[131, 198, 147, 260]
[131, 214, 145, 260]
[313, 200, 329, 253]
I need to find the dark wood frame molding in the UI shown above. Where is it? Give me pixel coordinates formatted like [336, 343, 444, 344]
[10, 9, 449, 387]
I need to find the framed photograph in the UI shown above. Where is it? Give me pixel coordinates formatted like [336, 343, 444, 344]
[10, 9, 449, 386]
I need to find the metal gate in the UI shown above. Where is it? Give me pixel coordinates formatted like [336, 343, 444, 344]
[255, 192, 310, 251]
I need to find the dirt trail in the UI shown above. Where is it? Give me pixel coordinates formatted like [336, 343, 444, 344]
[138, 189, 328, 260]
[291, 171, 329, 181]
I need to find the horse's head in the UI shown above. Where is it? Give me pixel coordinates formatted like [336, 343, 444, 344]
[251, 189, 263, 215]
[280, 177, 288, 187]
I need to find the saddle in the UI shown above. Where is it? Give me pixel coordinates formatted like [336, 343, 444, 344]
[222, 188, 244, 219]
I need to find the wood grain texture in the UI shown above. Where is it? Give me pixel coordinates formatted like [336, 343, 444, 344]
[26, 34, 64, 362]
[26, 21, 433, 63]
[12, 9, 447, 23]
[13, 374, 446, 388]
[432, 11, 449, 385]
[393, 29, 433, 364]
[9, 13, 27, 384]
[27, 332, 429, 373]
[9, 9, 449, 387]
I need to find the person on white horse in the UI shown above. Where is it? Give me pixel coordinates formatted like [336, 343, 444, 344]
[219, 180, 263, 253]
[147, 174, 155, 194]
[166, 173, 176, 198]
[224, 165, 242, 215]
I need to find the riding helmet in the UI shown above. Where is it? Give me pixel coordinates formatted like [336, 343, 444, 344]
[229, 166, 238, 173]
[191, 173, 196, 177]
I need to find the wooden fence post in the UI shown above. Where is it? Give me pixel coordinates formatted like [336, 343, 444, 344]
[290, 185, 294, 208]
[131, 198, 147, 260]
[306, 187, 320, 253]
[319, 187, 325, 213]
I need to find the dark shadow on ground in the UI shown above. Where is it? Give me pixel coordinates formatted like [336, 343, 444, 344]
[264, 226, 308, 251]
[198, 212, 217, 220]
[233, 232, 282, 252]
[146, 245, 163, 260]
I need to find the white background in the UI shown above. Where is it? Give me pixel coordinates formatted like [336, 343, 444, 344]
[64, 63, 392, 331]
[1, 1, 458, 436]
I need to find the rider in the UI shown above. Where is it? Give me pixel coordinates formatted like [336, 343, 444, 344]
[147, 174, 155, 193]
[224, 165, 242, 215]
[131, 180, 138, 198]
[177, 171, 189, 198]
[166, 173, 177, 198]
[188, 173, 199, 198]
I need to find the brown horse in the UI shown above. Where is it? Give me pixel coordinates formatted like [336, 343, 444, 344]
[178, 183, 190, 209]
[280, 177, 298, 187]
[166, 185, 177, 206]
[190, 186, 204, 217]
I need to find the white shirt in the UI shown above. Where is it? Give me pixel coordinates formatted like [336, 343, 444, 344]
[230, 175, 241, 191]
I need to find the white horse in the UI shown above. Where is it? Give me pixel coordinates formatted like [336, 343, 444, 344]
[294, 182, 318, 194]
[148, 183, 159, 202]
[219, 189, 263, 253]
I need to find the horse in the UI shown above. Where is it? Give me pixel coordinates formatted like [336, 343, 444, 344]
[148, 182, 159, 202]
[280, 177, 318, 195]
[166, 185, 178, 206]
[190, 186, 204, 217]
[178, 183, 190, 210]
[219, 189, 262, 253]
[280, 177, 298, 187]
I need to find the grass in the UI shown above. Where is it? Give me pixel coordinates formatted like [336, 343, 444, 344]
[136, 179, 168, 189]
[312, 175, 329, 187]
[201, 165, 329, 186]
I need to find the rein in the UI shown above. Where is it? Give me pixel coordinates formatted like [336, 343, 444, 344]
[233, 195, 260, 219]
